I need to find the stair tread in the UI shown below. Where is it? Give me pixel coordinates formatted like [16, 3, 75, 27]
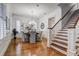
[77, 37, 79, 39]
[68, 24, 74, 26]
[56, 33, 68, 35]
[63, 29, 68, 30]
[56, 34, 68, 37]
[54, 35, 68, 39]
[60, 29, 68, 31]
[51, 45, 67, 55]
[58, 30, 68, 32]
[53, 39, 67, 44]
[54, 36, 68, 41]
[52, 41, 67, 48]
[76, 53, 79, 56]
[52, 40, 67, 46]
[76, 43, 79, 46]
[76, 39, 79, 43]
[76, 48, 79, 56]
[58, 31, 68, 34]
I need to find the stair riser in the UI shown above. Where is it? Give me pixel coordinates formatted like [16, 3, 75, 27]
[56, 35, 68, 37]
[51, 43, 67, 51]
[58, 32, 68, 34]
[53, 40, 67, 46]
[54, 39, 67, 44]
[76, 42, 79, 43]
[76, 46, 79, 49]
[60, 29, 68, 31]
[54, 37, 68, 41]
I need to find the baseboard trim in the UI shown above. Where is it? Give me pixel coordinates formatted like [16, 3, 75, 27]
[0, 34, 12, 56]
[1, 39, 11, 56]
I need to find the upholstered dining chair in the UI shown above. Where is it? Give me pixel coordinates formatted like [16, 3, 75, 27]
[36, 31, 42, 42]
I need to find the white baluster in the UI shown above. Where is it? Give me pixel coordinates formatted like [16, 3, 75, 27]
[67, 28, 76, 56]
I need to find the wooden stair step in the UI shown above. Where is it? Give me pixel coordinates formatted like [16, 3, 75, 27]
[70, 21, 76, 23]
[76, 43, 79, 47]
[71, 20, 77, 22]
[51, 43, 67, 55]
[70, 22, 75, 24]
[68, 24, 74, 26]
[76, 48, 79, 56]
[67, 22, 75, 24]
[70, 23, 75, 24]
[64, 27, 67, 29]
[58, 31, 68, 34]
[52, 41, 67, 48]
[52, 40, 67, 46]
[68, 25, 74, 28]
[54, 35, 68, 39]
[60, 30, 67, 32]
[61, 29, 68, 31]
[76, 39, 79, 43]
[76, 53, 79, 56]
[77, 37, 79, 39]
[56, 32, 68, 35]
[66, 25, 74, 27]
[54, 36, 68, 41]
[54, 39, 67, 44]
[56, 34, 68, 37]
[75, 43, 79, 49]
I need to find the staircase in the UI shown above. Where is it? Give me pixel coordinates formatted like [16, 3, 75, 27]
[50, 10, 79, 55]
[76, 37, 79, 56]
[51, 29, 68, 55]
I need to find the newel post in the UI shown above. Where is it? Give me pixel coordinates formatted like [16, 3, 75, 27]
[48, 28, 55, 47]
[47, 29, 52, 47]
[67, 28, 76, 56]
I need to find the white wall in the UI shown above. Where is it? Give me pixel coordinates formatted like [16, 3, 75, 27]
[12, 14, 39, 29]
[38, 6, 61, 39]
[12, 14, 39, 38]
[0, 3, 14, 56]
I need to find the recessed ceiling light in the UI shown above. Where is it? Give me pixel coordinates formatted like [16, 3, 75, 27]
[44, 13, 47, 15]
[36, 4, 39, 7]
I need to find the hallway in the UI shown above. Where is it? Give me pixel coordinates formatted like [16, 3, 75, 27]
[0, 3, 79, 56]
[4, 38, 65, 56]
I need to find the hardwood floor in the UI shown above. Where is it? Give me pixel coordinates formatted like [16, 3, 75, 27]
[4, 38, 65, 56]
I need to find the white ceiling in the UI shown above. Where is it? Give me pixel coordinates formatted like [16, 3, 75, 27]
[11, 3, 59, 18]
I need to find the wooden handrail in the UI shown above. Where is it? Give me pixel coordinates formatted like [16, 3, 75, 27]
[48, 4, 76, 29]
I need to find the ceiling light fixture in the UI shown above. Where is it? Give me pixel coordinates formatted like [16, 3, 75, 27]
[44, 13, 47, 15]
[36, 4, 39, 7]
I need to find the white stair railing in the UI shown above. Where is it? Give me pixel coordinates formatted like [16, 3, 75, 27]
[48, 20, 62, 47]
[48, 4, 79, 56]
[67, 17, 79, 56]
[48, 4, 77, 48]
[67, 28, 76, 56]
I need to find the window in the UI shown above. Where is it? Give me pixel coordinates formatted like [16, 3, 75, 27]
[0, 4, 6, 39]
[16, 20, 21, 33]
[0, 18, 4, 39]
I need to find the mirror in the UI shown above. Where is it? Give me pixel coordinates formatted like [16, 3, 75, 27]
[41, 23, 45, 29]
